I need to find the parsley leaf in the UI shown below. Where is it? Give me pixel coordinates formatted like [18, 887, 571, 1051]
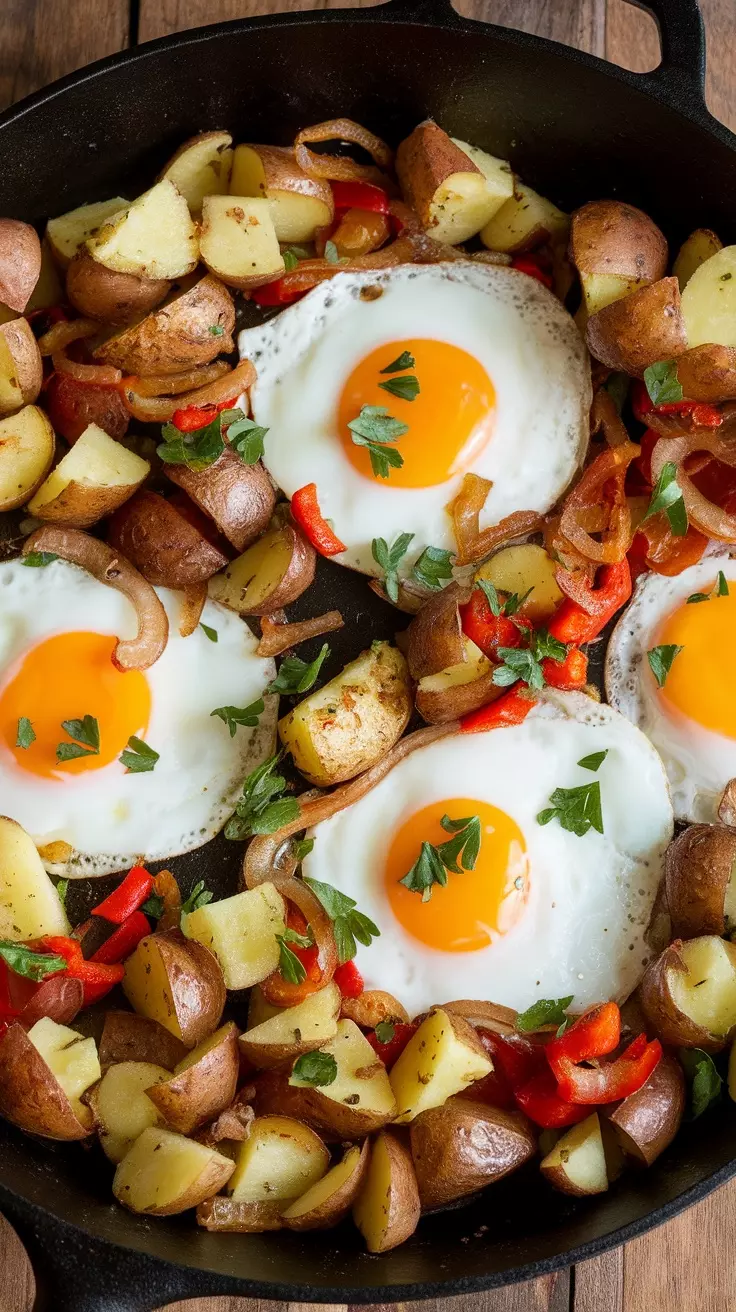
[532, 629, 568, 663]
[226, 414, 269, 465]
[537, 781, 604, 837]
[718, 569, 730, 596]
[0, 940, 67, 982]
[680, 1047, 722, 1119]
[55, 879, 68, 908]
[119, 735, 159, 773]
[493, 646, 545, 691]
[225, 753, 300, 840]
[200, 623, 218, 643]
[644, 359, 683, 406]
[478, 580, 534, 618]
[577, 750, 608, 772]
[269, 643, 329, 696]
[687, 592, 710, 604]
[56, 715, 100, 763]
[208, 324, 225, 336]
[158, 411, 227, 471]
[516, 996, 574, 1033]
[689, 571, 730, 604]
[142, 894, 164, 920]
[22, 551, 58, 568]
[210, 699, 264, 737]
[399, 815, 482, 902]
[642, 460, 688, 537]
[372, 532, 414, 604]
[378, 374, 420, 402]
[291, 1051, 338, 1087]
[381, 350, 415, 374]
[412, 545, 453, 591]
[303, 876, 380, 964]
[324, 240, 339, 264]
[374, 1020, 396, 1044]
[294, 837, 315, 862]
[180, 880, 213, 916]
[16, 717, 35, 749]
[648, 643, 683, 688]
[276, 928, 313, 984]
[348, 405, 408, 479]
[282, 250, 299, 271]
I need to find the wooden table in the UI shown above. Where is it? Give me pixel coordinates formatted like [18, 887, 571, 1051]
[1, 0, 736, 1308]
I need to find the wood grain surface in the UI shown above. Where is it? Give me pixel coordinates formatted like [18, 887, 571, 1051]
[1, 1, 736, 1310]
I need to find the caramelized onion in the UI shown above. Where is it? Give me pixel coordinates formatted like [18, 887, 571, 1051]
[256, 610, 344, 658]
[52, 348, 122, 386]
[719, 778, 736, 826]
[22, 527, 168, 669]
[151, 869, 182, 934]
[560, 441, 640, 563]
[122, 358, 257, 422]
[367, 577, 426, 613]
[448, 472, 543, 565]
[258, 872, 338, 1006]
[554, 563, 600, 612]
[592, 388, 630, 448]
[650, 431, 736, 541]
[440, 999, 518, 1035]
[122, 361, 231, 398]
[295, 118, 393, 187]
[179, 583, 208, 638]
[37, 318, 98, 356]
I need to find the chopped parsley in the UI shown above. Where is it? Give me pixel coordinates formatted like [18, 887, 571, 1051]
[680, 1047, 723, 1119]
[324, 240, 340, 264]
[22, 551, 58, 568]
[687, 571, 729, 603]
[142, 894, 164, 920]
[269, 644, 329, 696]
[478, 579, 534, 618]
[157, 406, 265, 471]
[200, 623, 218, 643]
[399, 815, 482, 902]
[493, 629, 567, 691]
[374, 1020, 396, 1044]
[303, 877, 380, 964]
[577, 750, 608, 772]
[56, 715, 100, 763]
[643, 359, 684, 406]
[16, 717, 35, 749]
[412, 545, 453, 591]
[642, 460, 688, 537]
[119, 735, 159, 773]
[0, 940, 67, 982]
[380, 350, 415, 374]
[276, 926, 314, 984]
[180, 880, 213, 916]
[291, 1050, 338, 1087]
[372, 532, 413, 603]
[378, 374, 420, 402]
[225, 753, 300, 840]
[516, 995, 574, 1033]
[537, 781, 603, 837]
[294, 837, 315, 862]
[208, 324, 225, 336]
[226, 414, 269, 465]
[348, 405, 408, 479]
[647, 643, 683, 688]
[55, 879, 68, 908]
[210, 699, 264, 737]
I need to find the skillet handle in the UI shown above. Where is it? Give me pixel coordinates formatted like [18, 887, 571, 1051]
[634, 0, 707, 111]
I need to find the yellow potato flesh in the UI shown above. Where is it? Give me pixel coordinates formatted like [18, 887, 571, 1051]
[28, 421, 149, 514]
[673, 228, 723, 292]
[419, 638, 490, 693]
[28, 1016, 100, 1122]
[209, 528, 293, 614]
[95, 1060, 169, 1163]
[282, 1145, 362, 1220]
[123, 936, 183, 1041]
[352, 1134, 396, 1252]
[181, 882, 285, 991]
[476, 543, 563, 624]
[288, 1019, 397, 1121]
[681, 245, 736, 347]
[389, 1008, 492, 1124]
[242, 981, 340, 1055]
[228, 1115, 329, 1202]
[200, 195, 284, 285]
[669, 937, 736, 1035]
[0, 815, 69, 939]
[113, 1127, 231, 1213]
[541, 1113, 608, 1194]
[0, 405, 55, 512]
[173, 1022, 233, 1074]
[480, 181, 568, 253]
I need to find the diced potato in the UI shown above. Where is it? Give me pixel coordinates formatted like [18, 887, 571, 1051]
[682, 244, 736, 347]
[90, 1060, 169, 1163]
[159, 131, 233, 215]
[476, 543, 564, 624]
[122, 930, 225, 1048]
[208, 526, 297, 615]
[0, 815, 70, 939]
[352, 1129, 420, 1253]
[86, 179, 198, 280]
[579, 272, 647, 317]
[396, 122, 513, 246]
[228, 1115, 329, 1202]
[282, 1142, 367, 1229]
[418, 637, 490, 694]
[674, 228, 723, 292]
[453, 139, 515, 216]
[389, 1008, 492, 1124]
[113, 1126, 234, 1215]
[669, 936, 736, 1035]
[240, 981, 341, 1068]
[0, 404, 55, 512]
[28, 421, 150, 527]
[46, 197, 129, 269]
[26, 238, 64, 311]
[288, 1019, 397, 1130]
[540, 1112, 608, 1196]
[28, 1016, 101, 1120]
[182, 882, 286, 990]
[230, 144, 334, 243]
[481, 180, 569, 253]
[199, 195, 285, 289]
[0, 317, 42, 416]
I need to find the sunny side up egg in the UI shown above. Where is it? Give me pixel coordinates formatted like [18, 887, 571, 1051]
[0, 558, 277, 875]
[301, 691, 673, 1014]
[239, 264, 591, 577]
[607, 553, 736, 823]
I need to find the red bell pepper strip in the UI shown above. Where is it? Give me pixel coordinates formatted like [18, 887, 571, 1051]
[551, 1032, 663, 1104]
[632, 380, 722, 429]
[331, 181, 390, 214]
[366, 1020, 418, 1070]
[511, 255, 554, 290]
[514, 1067, 591, 1128]
[460, 685, 537, 734]
[463, 1027, 546, 1108]
[90, 910, 150, 965]
[459, 589, 526, 659]
[541, 646, 588, 690]
[171, 397, 237, 432]
[92, 865, 153, 924]
[548, 559, 632, 646]
[291, 482, 346, 556]
[38, 936, 124, 1007]
[334, 959, 364, 999]
[285, 903, 321, 984]
[545, 1002, 621, 1070]
[251, 280, 304, 307]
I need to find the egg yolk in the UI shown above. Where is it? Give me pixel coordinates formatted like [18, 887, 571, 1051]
[337, 338, 495, 488]
[0, 631, 151, 779]
[383, 797, 528, 952]
[656, 586, 736, 738]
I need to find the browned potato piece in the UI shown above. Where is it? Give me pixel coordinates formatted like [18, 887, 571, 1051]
[282, 1141, 369, 1231]
[604, 1053, 685, 1166]
[440, 998, 518, 1034]
[340, 989, 410, 1028]
[122, 928, 226, 1049]
[540, 1113, 608, 1196]
[26, 238, 64, 312]
[28, 422, 150, 527]
[93, 275, 234, 375]
[0, 1019, 98, 1141]
[570, 200, 668, 317]
[674, 228, 723, 291]
[197, 1196, 283, 1232]
[476, 543, 563, 624]
[640, 935, 736, 1052]
[113, 1126, 234, 1215]
[0, 403, 54, 511]
[230, 144, 335, 243]
[415, 638, 498, 725]
[66, 253, 170, 324]
[665, 823, 736, 938]
[353, 1129, 421, 1253]
[585, 276, 686, 376]
[159, 131, 233, 215]
[676, 344, 736, 403]
[46, 197, 128, 270]
[99, 1010, 189, 1070]
[0, 218, 42, 311]
[239, 982, 341, 1069]
[390, 1008, 493, 1124]
[410, 1098, 536, 1208]
[396, 122, 513, 246]
[480, 180, 568, 254]
[86, 180, 198, 281]
[145, 1022, 239, 1135]
[166, 448, 276, 553]
[200, 196, 285, 290]
[108, 490, 229, 588]
[0, 317, 42, 415]
[405, 581, 469, 679]
[208, 519, 316, 615]
[87, 1060, 170, 1162]
[227, 1114, 329, 1203]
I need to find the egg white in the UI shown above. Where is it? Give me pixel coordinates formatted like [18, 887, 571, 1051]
[606, 551, 736, 823]
[302, 690, 673, 1014]
[0, 558, 277, 875]
[240, 264, 591, 577]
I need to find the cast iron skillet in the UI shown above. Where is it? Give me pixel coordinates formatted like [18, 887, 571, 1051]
[1, 1, 736, 1307]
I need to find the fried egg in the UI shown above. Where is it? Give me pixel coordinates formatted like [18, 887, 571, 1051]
[0, 558, 277, 875]
[301, 691, 673, 1014]
[240, 264, 591, 577]
[606, 552, 736, 822]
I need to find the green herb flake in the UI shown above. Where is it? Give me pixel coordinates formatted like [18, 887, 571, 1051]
[291, 1050, 338, 1087]
[225, 752, 301, 840]
[119, 735, 159, 773]
[647, 643, 683, 689]
[642, 460, 688, 537]
[399, 815, 482, 902]
[226, 414, 269, 465]
[294, 837, 315, 862]
[378, 374, 420, 402]
[200, 623, 218, 643]
[276, 928, 313, 985]
[516, 995, 574, 1033]
[348, 405, 408, 479]
[55, 879, 68, 908]
[56, 714, 100, 763]
[211, 699, 264, 737]
[537, 781, 604, 837]
[180, 880, 213, 916]
[269, 644, 330, 696]
[577, 750, 608, 772]
[324, 240, 340, 264]
[158, 410, 228, 472]
[643, 359, 684, 407]
[0, 940, 67, 982]
[680, 1047, 722, 1119]
[22, 551, 58, 568]
[372, 532, 414, 604]
[208, 324, 225, 336]
[303, 876, 380, 964]
[687, 571, 729, 604]
[412, 545, 454, 592]
[375, 1021, 396, 1045]
[16, 717, 35, 750]
[380, 350, 416, 374]
[282, 250, 299, 271]
[717, 570, 730, 596]
[142, 894, 164, 920]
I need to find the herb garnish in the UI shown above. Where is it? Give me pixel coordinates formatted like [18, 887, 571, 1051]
[119, 735, 159, 773]
[477, 579, 534, 618]
[643, 359, 684, 406]
[142, 894, 164, 921]
[282, 246, 309, 271]
[55, 879, 68, 908]
[378, 374, 420, 402]
[181, 880, 213, 916]
[291, 1051, 338, 1087]
[227, 415, 269, 465]
[372, 533, 413, 603]
[516, 996, 574, 1033]
[56, 715, 100, 763]
[224, 753, 300, 840]
[0, 941, 66, 982]
[493, 629, 567, 691]
[22, 552, 58, 568]
[208, 324, 224, 336]
[399, 815, 482, 902]
[324, 240, 340, 264]
[412, 545, 454, 592]
[303, 877, 380, 963]
[269, 644, 329, 696]
[647, 643, 683, 688]
[381, 351, 415, 374]
[680, 1047, 723, 1119]
[577, 750, 608, 772]
[200, 623, 218, 643]
[687, 571, 729, 603]
[16, 717, 35, 749]
[348, 405, 408, 479]
[294, 837, 315, 862]
[211, 699, 264, 737]
[374, 1020, 396, 1044]
[157, 406, 266, 471]
[537, 782, 604, 837]
[642, 460, 688, 536]
[276, 927, 314, 985]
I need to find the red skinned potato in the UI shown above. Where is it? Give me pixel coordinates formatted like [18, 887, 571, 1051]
[108, 490, 229, 588]
[405, 582, 469, 679]
[93, 275, 235, 375]
[165, 448, 276, 552]
[409, 1098, 537, 1208]
[585, 277, 687, 376]
[145, 1022, 240, 1135]
[570, 200, 668, 316]
[99, 1009, 189, 1070]
[676, 344, 736, 403]
[208, 519, 316, 616]
[44, 371, 130, 443]
[122, 929, 226, 1049]
[640, 934, 736, 1052]
[540, 1113, 608, 1196]
[352, 1128, 420, 1253]
[0, 218, 42, 311]
[665, 823, 736, 939]
[406, 582, 500, 723]
[66, 252, 170, 324]
[0, 317, 42, 416]
[0, 1021, 95, 1141]
[604, 1052, 685, 1166]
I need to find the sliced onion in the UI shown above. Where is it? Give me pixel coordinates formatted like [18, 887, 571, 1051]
[592, 388, 630, 448]
[256, 610, 344, 658]
[22, 527, 168, 670]
[651, 431, 736, 541]
[257, 872, 338, 1006]
[560, 441, 640, 563]
[151, 869, 182, 933]
[179, 583, 208, 638]
[122, 361, 231, 398]
[448, 472, 543, 565]
[122, 358, 256, 422]
[295, 118, 393, 186]
[554, 563, 600, 612]
[37, 318, 98, 356]
[367, 577, 426, 614]
[440, 998, 518, 1034]
[719, 779, 736, 826]
[52, 348, 122, 386]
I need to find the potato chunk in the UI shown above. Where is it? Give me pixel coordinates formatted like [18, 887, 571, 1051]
[240, 981, 341, 1068]
[389, 1007, 492, 1123]
[481, 180, 568, 253]
[228, 1115, 329, 1203]
[682, 245, 736, 347]
[159, 131, 233, 215]
[0, 404, 55, 512]
[540, 1113, 608, 1196]
[353, 1129, 420, 1253]
[396, 122, 513, 245]
[28, 422, 150, 527]
[0, 317, 42, 416]
[86, 179, 198, 280]
[182, 882, 286, 990]
[0, 815, 70, 939]
[230, 144, 334, 243]
[89, 1060, 170, 1163]
[476, 543, 563, 624]
[28, 1016, 101, 1118]
[46, 197, 128, 269]
[673, 228, 723, 292]
[113, 1127, 234, 1215]
[200, 195, 284, 289]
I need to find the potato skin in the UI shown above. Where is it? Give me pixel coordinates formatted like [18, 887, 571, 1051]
[0, 1022, 92, 1140]
[665, 823, 736, 939]
[676, 344, 736, 403]
[282, 1141, 369, 1231]
[605, 1053, 685, 1166]
[66, 253, 170, 324]
[123, 929, 226, 1049]
[409, 1097, 536, 1208]
[99, 1009, 189, 1070]
[145, 1023, 240, 1135]
[340, 990, 410, 1027]
[639, 940, 726, 1052]
[252, 1065, 394, 1140]
[0, 218, 42, 312]
[396, 121, 481, 227]
[570, 200, 668, 281]
[416, 666, 500, 725]
[45, 371, 130, 443]
[0, 317, 42, 414]
[108, 490, 229, 587]
[165, 448, 276, 552]
[406, 582, 468, 680]
[93, 275, 235, 375]
[585, 277, 686, 376]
